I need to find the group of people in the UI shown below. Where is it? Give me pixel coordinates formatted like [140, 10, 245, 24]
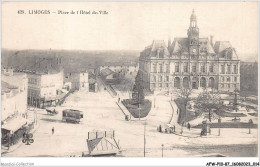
[157, 122, 191, 134]
[157, 125, 176, 134]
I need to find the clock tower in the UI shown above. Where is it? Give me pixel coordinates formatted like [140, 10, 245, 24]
[187, 9, 199, 56]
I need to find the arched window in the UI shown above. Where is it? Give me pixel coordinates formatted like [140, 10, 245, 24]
[174, 77, 180, 88]
[209, 77, 215, 88]
[183, 77, 189, 88]
[200, 77, 206, 88]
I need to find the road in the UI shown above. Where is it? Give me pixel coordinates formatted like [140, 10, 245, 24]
[3, 87, 258, 157]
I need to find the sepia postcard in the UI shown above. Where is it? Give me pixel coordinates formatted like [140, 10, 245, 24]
[1, 1, 259, 166]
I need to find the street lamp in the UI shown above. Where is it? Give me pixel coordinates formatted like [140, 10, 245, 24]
[161, 144, 164, 157]
[154, 96, 156, 108]
[139, 107, 141, 121]
[144, 120, 146, 157]
[218, 118, 221, 136]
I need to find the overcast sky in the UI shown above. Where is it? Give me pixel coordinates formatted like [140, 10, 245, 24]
[2, 2, 258, 58]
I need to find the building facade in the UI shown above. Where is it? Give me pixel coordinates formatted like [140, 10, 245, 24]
[64, 71, 93, 91]
[1, 69, 28, 122]
[1, 69, 30, 148]
[13, 57, 66, 108]
[139, 10, 240, 92]
[26, 69, 64, 108]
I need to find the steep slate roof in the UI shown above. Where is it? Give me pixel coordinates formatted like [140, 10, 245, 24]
[170, 38, 189, 54]
[199, 38, 215, 54]
[100, 68, 116, 77]
[214, 41, 238, 59]
[142, 40, 170, 58]
[214, 41, 232, 53]
[170, 37, 215, 55]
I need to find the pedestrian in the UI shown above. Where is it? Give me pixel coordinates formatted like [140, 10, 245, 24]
[52, 127, 54, 135]
[158, 125, 162, 132]
[173, 125, 175, 132]
[187, 123, 191, 131]
[177, 109, 178, 114]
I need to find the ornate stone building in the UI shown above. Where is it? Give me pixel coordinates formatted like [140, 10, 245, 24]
[139, 10, 240, 92]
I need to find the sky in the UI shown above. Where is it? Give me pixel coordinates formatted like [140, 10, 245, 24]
[2, 2, 258, 58]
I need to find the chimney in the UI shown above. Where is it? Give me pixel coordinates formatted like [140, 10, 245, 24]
[210, 35, 214, 46]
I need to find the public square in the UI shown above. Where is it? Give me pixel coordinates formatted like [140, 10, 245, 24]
[3, 80, 257, 157]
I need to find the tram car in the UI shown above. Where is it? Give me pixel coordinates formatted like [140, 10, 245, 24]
[62, 109, 83, 123]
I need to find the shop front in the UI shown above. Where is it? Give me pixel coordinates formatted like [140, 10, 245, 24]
[1, 117, 29, 148]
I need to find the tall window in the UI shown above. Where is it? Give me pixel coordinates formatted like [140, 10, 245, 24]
[152, 64, 157, 73]
[227, 65, 231, 74]
[221, 65, 225, 74]
[227, 77, 230, 82]
[192, 64, 197, 72]
[159, 76, 162, 82]
[159, 64, 163, 73]
[175, 63, 179, 72]
[153, 76, 156, 82]
[201, 63, 205, 72]
[222, 77, 225, 82]
[166, 64, 170, 73]
[166, 76, 169, 82]
[234, 76, 237, 82]
[183, 62, 188, 72]
[233, 65, 237, 74]
[209, 64, 214, 73]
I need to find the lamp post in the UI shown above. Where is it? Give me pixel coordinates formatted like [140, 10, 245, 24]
[144, 120, 146, 157]
[161, 144, 164, 157]
[249, 119, 253, 134]
[218, 118, 221, 136]
[139, 107, 141, 121]
[154, 96, 156, 108]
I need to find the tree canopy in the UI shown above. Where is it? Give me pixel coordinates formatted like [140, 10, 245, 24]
[132, 71, 144, 104]
[194, 91, 223, 122]
[176, 88, 192, 107]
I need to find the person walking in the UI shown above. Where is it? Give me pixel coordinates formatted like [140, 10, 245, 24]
[52, 127, 54, 135]
[187, 123, 191, 131]
[177, 109, 179, 115]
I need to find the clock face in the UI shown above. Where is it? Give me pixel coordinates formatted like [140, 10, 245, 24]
[192, 49, 196, 53]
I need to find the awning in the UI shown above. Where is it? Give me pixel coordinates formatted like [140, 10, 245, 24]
[2, 117, 27, 132]
[44, 92, 67, 101]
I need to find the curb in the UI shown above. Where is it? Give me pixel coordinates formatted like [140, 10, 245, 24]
[1, 122, 40, 155]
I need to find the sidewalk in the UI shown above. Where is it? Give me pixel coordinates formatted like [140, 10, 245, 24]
[1, 121, 40, 155]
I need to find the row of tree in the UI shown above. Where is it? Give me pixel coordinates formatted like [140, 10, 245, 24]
[177, 88, 225, 122]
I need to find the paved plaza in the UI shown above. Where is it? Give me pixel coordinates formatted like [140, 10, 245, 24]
[3, 85, 258, 157]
